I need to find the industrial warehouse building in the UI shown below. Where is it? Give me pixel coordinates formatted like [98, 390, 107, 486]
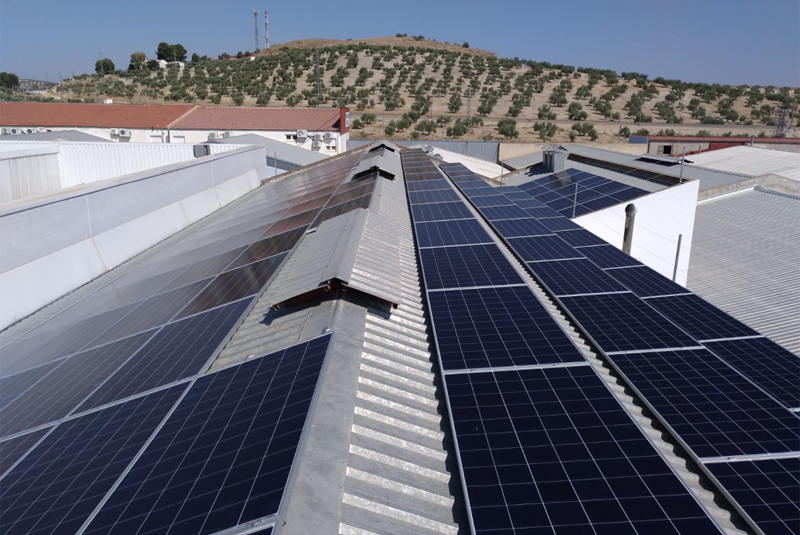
[0, 102, 351, 153]
[0, 140, 798, 535]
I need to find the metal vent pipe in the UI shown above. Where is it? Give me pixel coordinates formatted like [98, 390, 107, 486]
[622, 203, 637, 255]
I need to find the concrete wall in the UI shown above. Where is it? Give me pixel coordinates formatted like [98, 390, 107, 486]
[574, 179, 699, 285]
[0, 146, 62, 203]
[0, 145, 267, 330]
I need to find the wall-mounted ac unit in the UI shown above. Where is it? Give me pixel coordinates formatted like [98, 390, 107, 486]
[0, 127, 10, 135]
[222, 131, 231, 138]
[208, 132, 218, 140]
[24, 128, 36, 134]
[118, 129, 132, 138]
[311, 140, 321, 150]
[110, 128, 119, 135]
[323, 132, 333, 140]
[296, 130, 308, 139]
[312, 133, 323, 141]
[9, 128, 21, 135]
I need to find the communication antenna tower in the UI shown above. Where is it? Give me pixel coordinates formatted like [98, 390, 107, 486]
[253, 9, 259, 53]
[774, 106, 796, 138]
[264, 11, 270, 50]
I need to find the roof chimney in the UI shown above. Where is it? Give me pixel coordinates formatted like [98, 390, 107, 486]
[622, 203, 637, 255]
[542, 144, 566, 173]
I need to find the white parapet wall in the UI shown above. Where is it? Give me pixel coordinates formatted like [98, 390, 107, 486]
[0, 145, 268, 330]
[573, 179, 699, 285]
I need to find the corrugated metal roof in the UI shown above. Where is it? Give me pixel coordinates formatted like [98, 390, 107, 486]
[0, 130, 110, 142]
[348, 139, 499, 163]
[174, 106, 341, 131]
[205, 133, 328, 166]
[0, 102, 194, 129]
[687, 187, 800, 355]
[503, 151, 543, 170]
[687, 145, 800, 181]
[648, 135, 800, 145]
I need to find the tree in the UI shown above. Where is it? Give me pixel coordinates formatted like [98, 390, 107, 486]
[146, 59, 159, 71]
[156, 42, 172, 60]
[191, 53, 201, 63]
[567, 102, 587, 121]
[351, 118, 364, 129]
[448, 93, 462, 113]
[128, 52, 147, 71]
[462, 42, 470, 48]
[447, 120, 468, 138]
[533, 121, 556, 141]
[537, 105, 557, 120]
[0, 71, 20, 90]
[361, 112, 377, 124]
[497, 118, 519, 139]
[95, 58, 115, 75]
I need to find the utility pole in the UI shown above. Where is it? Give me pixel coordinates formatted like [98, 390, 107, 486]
[465, 87, 472, 130]
[253, 9, 259, 53]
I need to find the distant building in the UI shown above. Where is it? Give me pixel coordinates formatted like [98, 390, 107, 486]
[645, 135, 800, 156]
[0, 102, 350, 153]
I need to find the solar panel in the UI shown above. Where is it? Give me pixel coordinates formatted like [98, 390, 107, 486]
[527, 259, 629, 297]
[490, 218, 552, 238]
[645, 294, 761, 341]
[408, 188, 462, 205]
[0, 384, 186, 535]
[406, 179, 452, 192]
[609, 349, 800, 458]
[0, 360, 64, 412]
[706, 457, 800, 535]
[411, 201, 474, 222]
[446, 366, 724, 535]
[420, 244, 525, 290]
[554, 228, 609, 247]
[605, 265, 691, 298]
[0, 428, 48, 477]
[537, 217, 583, 232]
[414, 219, 493, 248]
[160, 246, 247, 292]
[0, 330, 156, 439]
[479, 205, 531, 221]
[470, 195, 514, 208]
[507, 235, 585, 263]
[576, 244, 643, 269]
[560, 293, 697, 353]
[704, 338, 800, 409]
[76, 298, 252, 413]
[521, 205, 563, 218]
[175, 253, 287, 320]
[427, 286, 585, 371]
[227, 226, 307, 270]
[83, 335, 332, 535]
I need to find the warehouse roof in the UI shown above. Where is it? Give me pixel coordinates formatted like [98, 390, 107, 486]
[0, 102, 194, 129]
[205, 133, 328, 166]
[0, 130, 110, 142]
[687, 145, 800, 181]
[647, 135, 800, 145]
[173, 106, 342, 131]
[688, 186, 800, 355]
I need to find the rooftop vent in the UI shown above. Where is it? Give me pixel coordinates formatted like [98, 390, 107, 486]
[543, 144, 566, 173]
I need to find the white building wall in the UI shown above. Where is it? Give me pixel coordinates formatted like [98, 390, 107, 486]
[0, 146, 268, 329]
[574, 179, 699, 285]
[0, 147, 62, 203]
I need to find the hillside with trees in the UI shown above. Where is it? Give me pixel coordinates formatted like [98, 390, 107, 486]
[21, 36, 800, 142]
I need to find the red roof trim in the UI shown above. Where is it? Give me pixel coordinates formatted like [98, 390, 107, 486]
[647, 136, 800, 144]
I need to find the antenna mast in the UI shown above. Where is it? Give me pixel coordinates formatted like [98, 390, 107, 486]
[264, 10, 269, 50]
[253, 9, 259, 52]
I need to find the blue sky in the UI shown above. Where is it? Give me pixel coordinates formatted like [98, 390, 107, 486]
[1, 0, 798, 86]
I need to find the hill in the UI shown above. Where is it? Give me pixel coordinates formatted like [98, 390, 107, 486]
[43, 37, 800, 143]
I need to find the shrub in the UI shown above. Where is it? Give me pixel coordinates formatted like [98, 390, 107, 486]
[497, 118, 519, 139]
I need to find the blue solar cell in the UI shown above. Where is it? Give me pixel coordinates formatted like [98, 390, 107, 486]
[554, 229, 609, 247]
[704, 338, 800, 409]
[521, 205, 562, 218]
[605, 265, 691, 298]
[411, 201, 474, 222]
[0, 428, 48, 478]
[76, 298, 252, 413]
[706, 457, 800, 535]
[427, 286, 585, 370]
[446, 366, 723, 535]
[84, 335, 332, 535]
[507, 235, 585, 263]
[527, 259, 628, 297]
[0, 384, 185, 535]
[609, 348, 800, 457]
[0, 360, 64, 412]
[495, 188, 535, 201]
[646, 294, 761, 341]
[577, 244, 643, 269]
[560, 292, 697, 353]
[507, 198, 545, 209]
[406, 179, 452, 192]
[538, 217, 582, 232]
[408, 188, 462, 204]
[420, 244, 525, 290]
[480, 205, 531, 221]
[470, 195, 513, 208]
[415, 219, 492, 248]
[491, 218, 552, 238]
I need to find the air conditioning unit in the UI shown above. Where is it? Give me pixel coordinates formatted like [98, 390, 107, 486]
[9, 128, 21, 135]
[110, 128, 119, 135]
[312, 133, 323, 141]
[37, 127, 45, 132]
[0, 127, 10, 135]
[323, 132, 333, 141]
[118, 129, 132, 138]
[207, 132, 218, 140]
[222, 131, 231, 138]
[311, 140, 321, 150]
[296, 130, 308, 139]
[24, 128, 36, 134]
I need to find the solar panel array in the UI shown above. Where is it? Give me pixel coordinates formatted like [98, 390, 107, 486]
[439, 161, 800, 535]
[403, 151, 726, 534]
[515, 168, 649, 218]
[0, 146, 375, 533]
